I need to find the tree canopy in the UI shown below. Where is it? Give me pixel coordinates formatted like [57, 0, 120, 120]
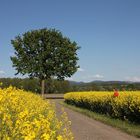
[11, 28, 80, 95]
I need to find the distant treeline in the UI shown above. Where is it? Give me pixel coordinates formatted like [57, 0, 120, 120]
[0, 78, 140, 94]
[0, 78, 70, 94]
[70, 81, 140, 91]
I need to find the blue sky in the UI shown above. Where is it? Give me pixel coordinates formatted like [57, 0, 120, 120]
[0, 0, 140, 82]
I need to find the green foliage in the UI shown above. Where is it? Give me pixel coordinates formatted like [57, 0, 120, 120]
[45, 79, 70, 93]
[11, 28, 79, 81]
[0, 78, 40, 93]
[1, 78, 140, 93]
[0, 78, 71, 94]
[69, 81, 140, 91]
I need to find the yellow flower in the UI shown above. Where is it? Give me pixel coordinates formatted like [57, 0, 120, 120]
[41, 133, 50, 140]
[0, 86, 73, 139]
[64, 91, 140, 123]
[57, 135, 63, 140]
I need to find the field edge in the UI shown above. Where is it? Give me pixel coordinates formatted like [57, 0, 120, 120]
[60, 101, 140, 138]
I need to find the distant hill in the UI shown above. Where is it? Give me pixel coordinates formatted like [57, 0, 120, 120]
[68, 80, 140, 91]
[69, 80, 140, 85]
[69, 81, 85, 86]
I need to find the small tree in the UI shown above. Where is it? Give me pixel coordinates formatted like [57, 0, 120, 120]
[11, 28, 80, 97]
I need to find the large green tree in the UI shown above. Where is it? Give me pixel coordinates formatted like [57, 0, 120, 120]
[11, 28, 80, 97]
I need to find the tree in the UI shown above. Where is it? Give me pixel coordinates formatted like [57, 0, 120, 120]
[11, 28, 80, 97]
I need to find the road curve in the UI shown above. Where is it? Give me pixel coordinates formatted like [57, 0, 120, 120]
[52, 99, 139, 140]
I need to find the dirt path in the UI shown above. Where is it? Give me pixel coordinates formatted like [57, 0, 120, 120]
[52, 99, 139, 140]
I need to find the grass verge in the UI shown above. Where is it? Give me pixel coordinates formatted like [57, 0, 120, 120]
[60, 101, 140, 138]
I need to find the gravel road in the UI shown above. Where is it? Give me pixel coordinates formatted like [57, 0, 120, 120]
[52, 99, 140, 140]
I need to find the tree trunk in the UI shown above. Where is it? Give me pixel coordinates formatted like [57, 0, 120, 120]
[41, 79, 45, 98]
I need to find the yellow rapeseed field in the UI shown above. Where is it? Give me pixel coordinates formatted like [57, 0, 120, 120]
[0, 86, 73, 140]
[64, 91, 140, 123]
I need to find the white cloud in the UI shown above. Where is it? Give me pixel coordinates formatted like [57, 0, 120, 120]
[77, 74, 104, 82]
[125, 76, 140, 82]
[93, 74, 104, 79]
[65, 77, 73, 81]
[77, 68, 84, 72]
[0, 70, 5, 74]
